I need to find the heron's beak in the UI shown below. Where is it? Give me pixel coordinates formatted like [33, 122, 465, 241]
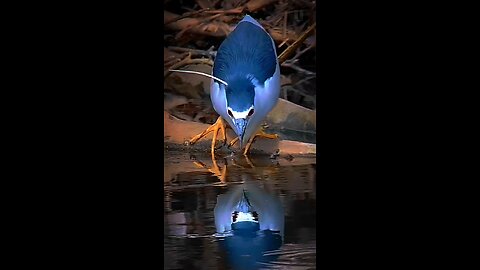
[233, 118, 247, 148]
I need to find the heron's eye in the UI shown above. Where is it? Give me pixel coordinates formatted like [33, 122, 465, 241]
[228, 109, 233, 118]
[247, 108, 254, 117]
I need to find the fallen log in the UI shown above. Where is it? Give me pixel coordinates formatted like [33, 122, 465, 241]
[164, 111, 316, 157]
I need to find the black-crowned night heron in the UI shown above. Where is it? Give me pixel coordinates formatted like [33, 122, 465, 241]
[172, 15, 280, 155]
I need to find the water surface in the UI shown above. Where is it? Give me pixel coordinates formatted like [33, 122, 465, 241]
[164, 151, 316, 269]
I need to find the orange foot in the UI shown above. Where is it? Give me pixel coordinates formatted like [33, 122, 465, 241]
[188, 116, 228, 156]
[228, 128, 279, 155]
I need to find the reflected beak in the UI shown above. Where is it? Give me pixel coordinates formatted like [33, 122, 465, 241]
[233, 118, 247, 148]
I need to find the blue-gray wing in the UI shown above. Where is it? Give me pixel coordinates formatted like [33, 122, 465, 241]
[213, 15, 278, 85]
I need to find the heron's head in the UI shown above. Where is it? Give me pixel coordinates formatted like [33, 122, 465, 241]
[224, 78, 257, 147]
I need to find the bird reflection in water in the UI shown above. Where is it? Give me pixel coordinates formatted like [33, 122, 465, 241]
[214, 181, 285, 269]
[164, 151, 315, 269]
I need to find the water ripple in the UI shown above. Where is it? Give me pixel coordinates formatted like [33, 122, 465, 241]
[260, 243, 317, 269]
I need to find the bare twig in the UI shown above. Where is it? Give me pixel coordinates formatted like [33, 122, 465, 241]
[164, 8, 211, 25]
[164, 11, 228, 38]
[290, 42, 315, 62]
[282, 85, 315, 103]
[278, 38, 290, 48]
[245, 0, 276, 12]
[204, 13, 224, 22]
[203, 7, 245, 14]
[168, 46, 217, 59]
[175, 23, 198, 40]
[164, 53, 214, 77]
[281, 60, 315, 76]
[164, 58, 181, 67]
[165, 11, 300, 44]
[164, 52, 190, 67]
[295, 75, 316, 87]
[277, 22, 316, 64]
[166, 4, 243, 24]
[268, 28, 299, 45]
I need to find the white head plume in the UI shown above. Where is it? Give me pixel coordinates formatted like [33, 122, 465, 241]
[169, 69, 228, 86]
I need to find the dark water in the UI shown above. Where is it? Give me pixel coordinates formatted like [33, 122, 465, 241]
[164, 151, 316, 270]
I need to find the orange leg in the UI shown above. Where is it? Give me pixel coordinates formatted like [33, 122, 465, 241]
[227, 137, 239, 149]
[243, 129, 279, 155]
[188, 116, 227, 156]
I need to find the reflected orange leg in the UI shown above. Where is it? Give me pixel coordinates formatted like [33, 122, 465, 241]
[193, 161, 207, 168]
[243, 129, 279, 155]
[210, 155, 227, 183]
[243, 154, 255, 168]
[188, 116, 227, 156]
[192, 157, 227, 183]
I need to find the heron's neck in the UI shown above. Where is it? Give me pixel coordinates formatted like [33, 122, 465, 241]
[236, 190, 253, 213]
